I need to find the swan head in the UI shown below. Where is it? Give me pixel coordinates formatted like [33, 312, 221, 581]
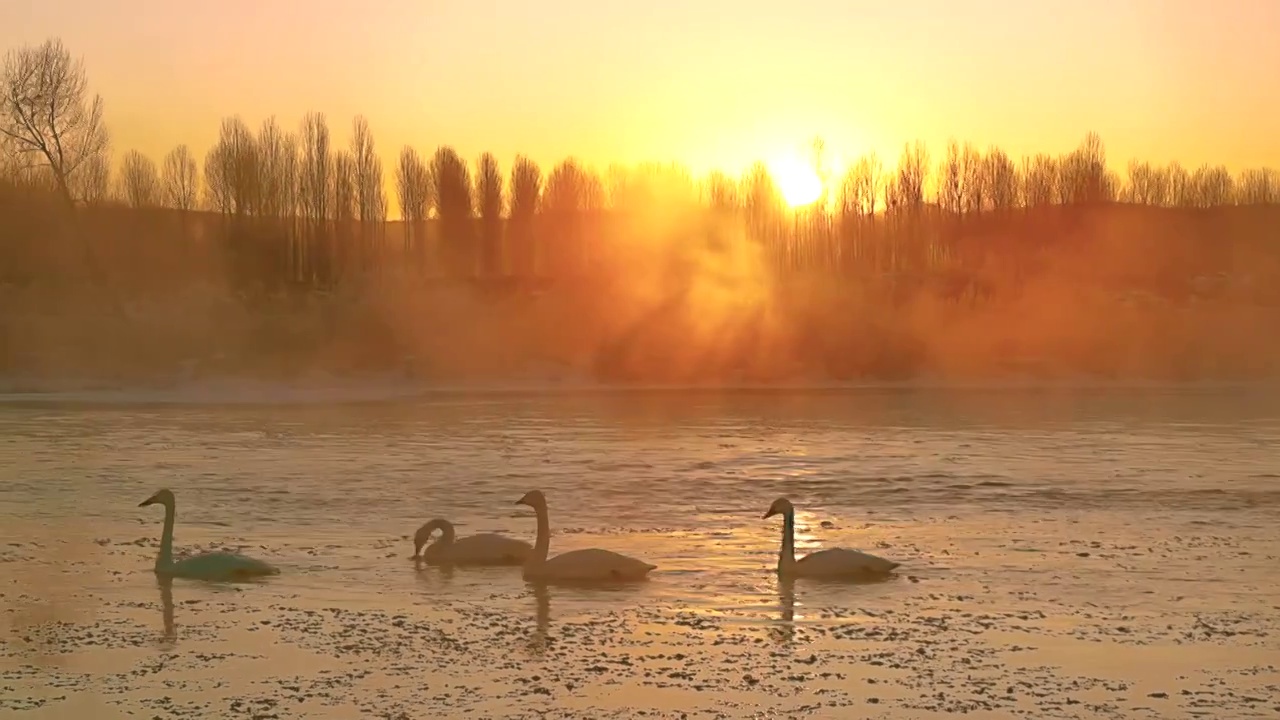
[413, 519, 452, 558]
[763, 497, 794, 519]
[515, 490, 546, 509]
[139, 489, 175, 508]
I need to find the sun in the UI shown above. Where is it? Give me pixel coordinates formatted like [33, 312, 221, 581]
[771, 155, 823, 208]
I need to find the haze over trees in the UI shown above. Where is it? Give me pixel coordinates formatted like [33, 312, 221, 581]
[3, 37, 1280, 384]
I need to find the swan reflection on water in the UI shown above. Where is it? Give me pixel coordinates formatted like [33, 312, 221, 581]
[528, 582, 551, 656]
[156, 576, 176, 647]
[770, 572, 897, 645]
[771, 576, 797, 644]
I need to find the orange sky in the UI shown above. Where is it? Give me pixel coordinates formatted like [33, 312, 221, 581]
[3, 0, 1279, 181]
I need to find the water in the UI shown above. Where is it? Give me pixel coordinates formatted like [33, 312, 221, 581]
[2, 385, 1279, 718]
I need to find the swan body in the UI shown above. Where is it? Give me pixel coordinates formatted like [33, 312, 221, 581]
[764, 497, 899, 579]
[139, 489, 279, 582]
[516, 490, 656, 582]
[413, 518, 532, 566]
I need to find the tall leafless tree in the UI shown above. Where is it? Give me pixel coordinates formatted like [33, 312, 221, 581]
[203, 117, 258, 216]
[161, 144, 199, 211]
[350, 115, 386, 226]
[982, 147, 1018, 211]
[0, 38, 109, 208]
[1237, 168, 1279, 205]
[297, 112, 331, 282]
[430, 145, 474, 276]
[395, 146, 430, 266]
[508, 155, 542, 277]
[118, 150, 160, 208]
[475, 152, 503, 276]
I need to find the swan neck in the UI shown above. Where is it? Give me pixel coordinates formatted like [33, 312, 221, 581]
[531, 503, 551, 564]
[779, 511, 796, 571]
[157, 498, 176, 571]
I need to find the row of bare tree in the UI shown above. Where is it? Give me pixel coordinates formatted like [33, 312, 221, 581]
[3, 37, 1280, 293]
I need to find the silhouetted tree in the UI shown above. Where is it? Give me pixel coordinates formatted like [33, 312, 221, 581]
[703, 170, 738, 213]
[475, 152, 503, 277]
[350, 116, 387, 275]
[430, 145, 473, 276]
[508, 155, 542, 277]
[118, 150, 159, 208]
[1021, 154, 1057, 208]
[1237, 168, 1279, 205]
[1057, 132, 1111, 204]
[1191, 164, 1234, 208]
[0, 38, 109, 208]
[298, 112, 331, 283]
[203, 117, 258, 216]
[982, 147, 1018, 211]
[161, 145, 199, 211]
[395, 146, 430, 268]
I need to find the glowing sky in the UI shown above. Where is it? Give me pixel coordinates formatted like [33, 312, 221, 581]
[3, 0, 1278, 179]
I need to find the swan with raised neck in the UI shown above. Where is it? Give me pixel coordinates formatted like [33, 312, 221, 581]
[139, 488, 279, 582]
[764, 497, 900, 579]
[515, 489, 656, 583]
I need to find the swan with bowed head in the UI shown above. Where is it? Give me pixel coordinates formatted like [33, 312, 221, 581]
[138, 489, 279, 582]
[515, 489, 656, 582]
[412, 518, 532, 566]
[763, 497, 900, 579]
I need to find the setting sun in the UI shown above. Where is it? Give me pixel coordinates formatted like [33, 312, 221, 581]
[772, 156, 824, 208]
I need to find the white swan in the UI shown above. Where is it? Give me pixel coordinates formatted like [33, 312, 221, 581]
[764, 497, 899, 579]
[139, 489, 279, 581]
[413, 518, 533, 566]
[515, 490, 656, 582]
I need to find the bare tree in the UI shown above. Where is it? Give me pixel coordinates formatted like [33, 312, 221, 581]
[982, 147, 1018, 211]
[703, 170, 738, 212]
[330, 151, 356, 222]
[256, 117, 295, 219]
[475, 152, 503, 276]
[890, 141, 929, 213]
[299, 112, 330, 223]
[430, 145, 474, 275]
[1020, 154, 1057, 208]
[1190, 164, 1234, 207]
[203, 117, 258, 216]
[330, 150, 356, 277]
[1237, 168, 1279, 205]
[395, 146, 430, 264]
[1166, 162, 1193, 207]
[298, 112, 331, 282]
[1057, 132, 1109, 205]
[161, 144, 199, 211]
[508, 155, 542, 277]
[0, 38, 109, 208]
[118, 150, 160, 208]
[72, 150, 110, 206]
[938, 140, 964, 215]
[350, 116, 387, 225]
[960, 142, 985, 214]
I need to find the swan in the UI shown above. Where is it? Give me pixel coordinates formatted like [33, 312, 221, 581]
[138, 489, 279, 581]
[763, 497, 899, 579]
[515, 490, 656, 582]
[413, 518, 533, 566]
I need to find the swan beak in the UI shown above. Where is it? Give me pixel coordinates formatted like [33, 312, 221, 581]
[138, 499, 153, 507]
[763, 509, 777, 519]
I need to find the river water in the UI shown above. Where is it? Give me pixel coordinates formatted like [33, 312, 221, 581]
[2, 384, 1278, 718]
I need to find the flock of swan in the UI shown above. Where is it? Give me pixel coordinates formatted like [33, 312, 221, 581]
[138, 488, 901, 584]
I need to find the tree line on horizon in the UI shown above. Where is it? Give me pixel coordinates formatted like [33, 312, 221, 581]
[3, 38, 1280, 296]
